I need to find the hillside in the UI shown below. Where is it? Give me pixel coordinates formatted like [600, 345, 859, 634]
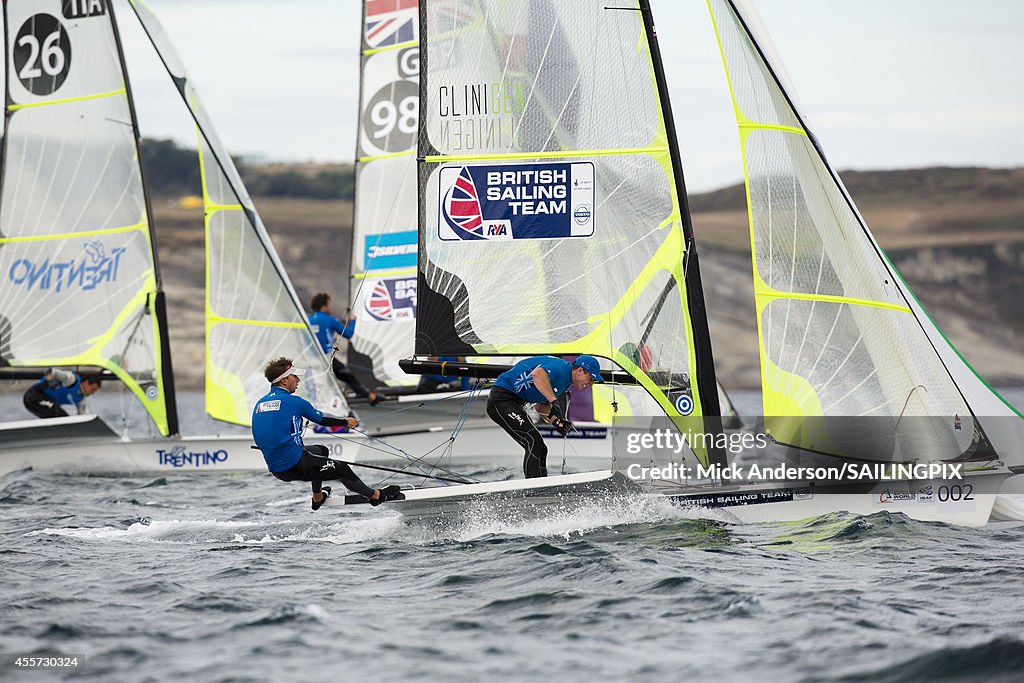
[141, 164, 1024, 390]
[687, 167, 1024, 388]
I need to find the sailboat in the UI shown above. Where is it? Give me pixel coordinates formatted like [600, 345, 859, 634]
[323, 0, 1024, 527]
[345, 0, 740, 467]
[0, 0, 489, 478]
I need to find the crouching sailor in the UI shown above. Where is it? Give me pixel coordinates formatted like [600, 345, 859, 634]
[486, 355, 603, 478]
[252, 357, 403, 510]
[23, 368, 102, 419]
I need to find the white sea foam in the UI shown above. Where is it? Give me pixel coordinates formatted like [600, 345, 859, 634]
[402, 493, 735, 543]
[32, 518, 278, 542]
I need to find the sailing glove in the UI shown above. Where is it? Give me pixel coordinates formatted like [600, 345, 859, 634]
[549, 415, 574, 436]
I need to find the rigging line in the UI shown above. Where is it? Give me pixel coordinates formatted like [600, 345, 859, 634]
[561, 431, 586, 473]
[367, 438, 470, 487]
[450, 381, 485, 441]
[496, 9, 516, 95]
[317, 425, 456, 481]
[345, 426, 480, 483]
[638, 275, 675, 349]
[561, 432, 568, 475]
[372, 432, 475, 491]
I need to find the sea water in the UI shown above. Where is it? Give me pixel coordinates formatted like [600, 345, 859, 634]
[2, 391, 1024, 682]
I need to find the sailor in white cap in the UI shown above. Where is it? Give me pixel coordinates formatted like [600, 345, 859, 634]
[251, 357, 402, 510]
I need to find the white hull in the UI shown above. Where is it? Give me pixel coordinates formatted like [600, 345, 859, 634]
[330, 469, 1014, 528]
[0, 415, 613, 479]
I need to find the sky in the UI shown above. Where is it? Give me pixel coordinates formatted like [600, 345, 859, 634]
[101, 0, 1024, 191]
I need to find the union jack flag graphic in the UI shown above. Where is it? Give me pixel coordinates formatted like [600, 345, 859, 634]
[366, 280, 395, 320]
[442, 167, 485, 240]
[364, 0, 418, 49]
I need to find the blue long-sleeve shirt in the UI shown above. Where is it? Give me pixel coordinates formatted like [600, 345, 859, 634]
[309, 311, 355, 354]
[251, 386, 324, 472]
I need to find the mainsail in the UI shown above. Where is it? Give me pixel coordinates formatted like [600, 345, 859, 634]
[0, 0, 177, 435]
[706, 0, 1024, 463]
[416, 0, 723, 462]
[349, 0, 421, 387]
[128, 0, 349, 425]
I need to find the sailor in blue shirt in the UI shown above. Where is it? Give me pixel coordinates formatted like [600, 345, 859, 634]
[308, 292, 378, 405]
[486, 355, 604, 478]
[23, 369, 102, 419]
[252, 356, 403, 510]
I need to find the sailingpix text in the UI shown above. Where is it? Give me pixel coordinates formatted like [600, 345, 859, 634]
[626, 462, 965, 483]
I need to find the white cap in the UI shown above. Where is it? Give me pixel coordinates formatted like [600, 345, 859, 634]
[271, 365, 306, 384]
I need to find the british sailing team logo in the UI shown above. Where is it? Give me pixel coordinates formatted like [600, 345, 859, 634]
[438, 161, 595, 242]
[364, 0, 418, 49]
[364, 277, 416, 321]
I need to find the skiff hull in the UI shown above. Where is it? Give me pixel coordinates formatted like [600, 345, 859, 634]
[333, 469, 1014, 528]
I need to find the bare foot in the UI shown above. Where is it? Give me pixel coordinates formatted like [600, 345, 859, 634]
[370, 489, 381, 502]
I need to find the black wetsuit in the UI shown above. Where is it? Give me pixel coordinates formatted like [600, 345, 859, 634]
[271, 445, 376, 498]
[486, 387, 569, 478]
[331, 358, 371, 399]
[23, 383, 68, 418]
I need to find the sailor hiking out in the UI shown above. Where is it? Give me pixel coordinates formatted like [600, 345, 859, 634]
[251, 357, 402, 510]
[486, 355, 604, 478]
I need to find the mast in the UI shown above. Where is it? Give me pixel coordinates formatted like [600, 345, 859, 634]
[107, 0, 179, 434]
[0, 4, 13, 365]
[639, 0, 725, 465]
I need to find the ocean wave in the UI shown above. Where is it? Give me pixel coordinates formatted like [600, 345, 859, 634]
[835, 636, 1024, 682]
